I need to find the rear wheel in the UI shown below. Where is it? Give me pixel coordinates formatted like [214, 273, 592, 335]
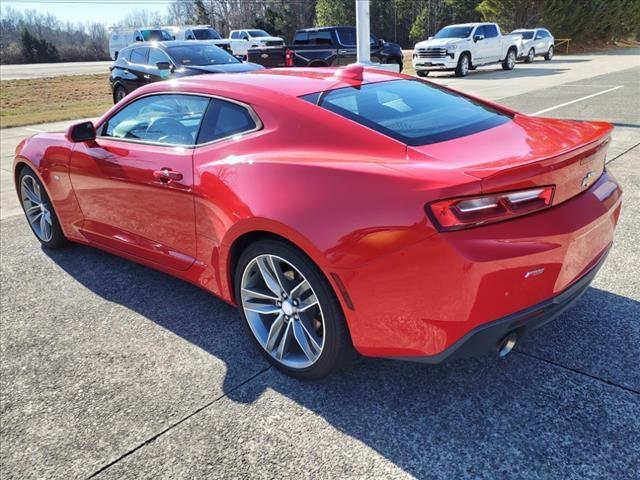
[113, 85, 127, 104]
[235, 239, 353, 380]
[525, 48, 535, 63]
[545, 46, 554, 61]
[417, 70, 429, 77]
[455, 53, 470, 77]
[502, 49, 516, 70]
[18, 167, 67, 249]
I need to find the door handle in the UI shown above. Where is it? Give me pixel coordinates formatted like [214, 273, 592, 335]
[154, 168, 183, 183]
[338, 49, 351, 55]
[143, 74, 151, 79]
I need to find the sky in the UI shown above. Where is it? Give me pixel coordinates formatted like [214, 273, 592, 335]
[1, 0, 171, 25]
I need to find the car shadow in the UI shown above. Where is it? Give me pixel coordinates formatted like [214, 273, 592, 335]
[42, 243, 640, 478]
[431, 66, 571, 79]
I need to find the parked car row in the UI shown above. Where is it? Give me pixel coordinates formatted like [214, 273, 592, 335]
[412, 22, 554, 77]
[109, 25, 285, 60]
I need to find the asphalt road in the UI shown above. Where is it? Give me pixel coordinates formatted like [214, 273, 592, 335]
[0, 61, 112, 81]
[1, 50, 639, 479]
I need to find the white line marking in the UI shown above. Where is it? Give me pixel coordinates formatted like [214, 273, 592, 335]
[531, 86, 623, 116]
[23, 127, 45, 133]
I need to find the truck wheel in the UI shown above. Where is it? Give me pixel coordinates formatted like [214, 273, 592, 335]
[502, 49, 516, 70]
[417, 71, 429, 77]
[545, 46, 554, 61]
[113, 85, 127, 104]
[525, 48, 535, 63]
[455, 53, 470, 77]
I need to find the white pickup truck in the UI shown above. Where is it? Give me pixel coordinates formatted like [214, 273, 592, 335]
[228, 29, 285, 56]
[412, 23, 522, 77]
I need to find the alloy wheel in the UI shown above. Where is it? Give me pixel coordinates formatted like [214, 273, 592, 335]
[528, 49, 534, 62]
[461, 56, 469, 75]
[240, 254, 325, 369]
[20, 174, 53, 242]
[508, 51, 515, 68]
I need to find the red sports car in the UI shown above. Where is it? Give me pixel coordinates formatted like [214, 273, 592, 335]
[14, 66, 622, 379]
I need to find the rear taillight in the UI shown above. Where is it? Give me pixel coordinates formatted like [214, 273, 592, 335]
[427, 186, 555, 231]
[285, 48, 294, 67]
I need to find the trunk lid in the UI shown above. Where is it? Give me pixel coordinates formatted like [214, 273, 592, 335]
[407, 115, 612, 205]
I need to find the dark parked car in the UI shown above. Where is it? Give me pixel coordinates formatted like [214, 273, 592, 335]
[109, 40, 263, 102]
[247, 26, 403, 70]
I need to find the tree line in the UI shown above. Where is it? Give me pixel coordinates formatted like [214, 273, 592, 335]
[1, 1, 638, 64]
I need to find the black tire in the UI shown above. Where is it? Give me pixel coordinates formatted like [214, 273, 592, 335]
[234, 239, 354, 380]
[502, 48, 516, 70]
[525, 48, 535, 63]
[417, 70, 429, 77]
[455, 53, 470, 77]
[17, 166, 68, 249]
[545, 46, 554, 61]
[113, 85, 127, 104]
[392, 57, 403, 72]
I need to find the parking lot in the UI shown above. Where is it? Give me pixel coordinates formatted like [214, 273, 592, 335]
[1, 49, 639, 479]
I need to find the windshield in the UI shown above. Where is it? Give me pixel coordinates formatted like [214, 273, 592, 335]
[247, 30, 270, 37]
[512, 30, 534, 39]
[302, 79, 510, 146]
[193, 28, 221, 40]
[168, 45, 239, 66]
[141, 29, 172, 41]
[434, 26, 473, 39]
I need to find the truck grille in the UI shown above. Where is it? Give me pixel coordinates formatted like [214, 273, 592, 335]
[416, 47, 447, 58]
[265, 40, 284, 47]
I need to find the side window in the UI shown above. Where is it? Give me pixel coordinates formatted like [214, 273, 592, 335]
[119, 49, 132, 62]
[485, 25, 499, 38]
[102, 94, 210, 146]
[336, 28, 356, 46]
[474, 26, 485, 38]
[130, 47, 148, 64]
[197, 98, 259, 144]
[230, 31, 239, 39]
[309, 30, 332, 46]
[148, 48, 171, 66]
[241, 31, 250, 40]
[293, 31, 309, 45]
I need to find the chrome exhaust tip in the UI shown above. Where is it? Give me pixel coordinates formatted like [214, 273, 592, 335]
[497, 333, 518, 357]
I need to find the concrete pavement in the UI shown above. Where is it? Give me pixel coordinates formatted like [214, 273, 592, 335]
[1, 50, 639, 480]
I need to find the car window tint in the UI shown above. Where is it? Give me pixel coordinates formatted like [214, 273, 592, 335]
[197, 98, 258, 144]
[130, 47, 148, 64]
[485, 25, 499, 38]
[148, 48, 170, 66]
[475, 26, 485, 38]
[309, 30, 332, 46]
[230, 31, 239, 39]
[119, 49, 133, 61]
[102, 94, 209, 146]
[336, 28, 356, 46]
[293, 31, 309, 44]
[302, 79, 511, 146]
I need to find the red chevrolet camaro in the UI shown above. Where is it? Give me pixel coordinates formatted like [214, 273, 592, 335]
[14, 66, 622, 379]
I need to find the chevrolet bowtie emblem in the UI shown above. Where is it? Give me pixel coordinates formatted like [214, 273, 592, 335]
[582, 171, 594, 188]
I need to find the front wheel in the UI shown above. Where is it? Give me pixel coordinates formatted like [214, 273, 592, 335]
[525, 48, 535, 63]
[455, 53, 470, 77]
[18, 167, 68, 249]
[545, 46, 554, 61]
[502, 49, 516, 70]
[235, 239, 353, 379]
[113, 85, 127, 104]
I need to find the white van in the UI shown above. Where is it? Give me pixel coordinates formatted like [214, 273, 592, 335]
[109, 28, 174, 60]
[163, 25, 232, 51]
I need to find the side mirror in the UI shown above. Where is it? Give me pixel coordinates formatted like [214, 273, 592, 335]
[473, 34, 484, 42]
[234, 55, 244, 62]
[66, 121, 96, 143]
[156, 61, 172, 70]
[135, 36, 142, 42]
[377, 38, 385, 47]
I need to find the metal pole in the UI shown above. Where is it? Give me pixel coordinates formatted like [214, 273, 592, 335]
[355, 0, 371, 65]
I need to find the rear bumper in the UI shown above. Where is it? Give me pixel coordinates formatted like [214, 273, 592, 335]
[393, 245, 609, 363]
[340, 171, 622, 359]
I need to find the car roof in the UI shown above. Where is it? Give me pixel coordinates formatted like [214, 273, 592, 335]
[146, 67, 405, 98]
[127, 40, 225, 49]
[297, 26, 352, 32]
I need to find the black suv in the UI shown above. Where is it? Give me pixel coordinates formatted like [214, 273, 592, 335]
[109, 40, 263, 103]
[247, 26, 403, 70]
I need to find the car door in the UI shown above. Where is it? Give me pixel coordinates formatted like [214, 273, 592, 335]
[147, 47, 174, 83]
[535, 30, 549, 53]
[334, 27, 357, 66]
[69, 93, 210, 271]
[483, 25, 501, 62]
[123, 46, 150, 92]
[472, 26, 487, 62]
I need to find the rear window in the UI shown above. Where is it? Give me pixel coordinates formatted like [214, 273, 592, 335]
[302, 79, 511, 146]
